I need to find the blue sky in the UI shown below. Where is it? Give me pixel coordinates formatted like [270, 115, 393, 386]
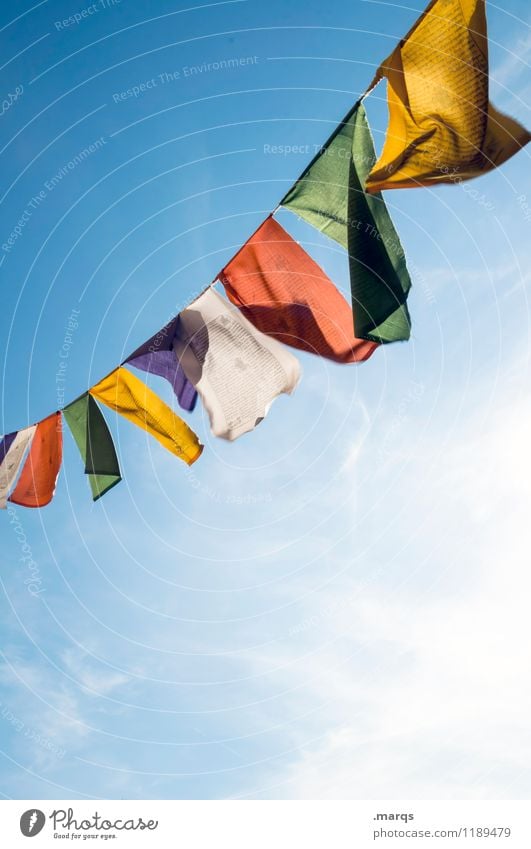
[0, 0, 530, 800]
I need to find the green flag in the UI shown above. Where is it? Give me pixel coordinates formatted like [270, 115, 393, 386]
[63, 393, 121, 501]
[282, 102, 411, 343]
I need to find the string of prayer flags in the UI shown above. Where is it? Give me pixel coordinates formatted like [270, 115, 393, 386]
[282, 102, 412, 343]
[63, 393, 122, 501]
[8, 413, 62, 508]
[172, 288, 301, 441]
[124, 316, 198, 412]
[89, 367, 203, 465]
[219, 216, 378, 363]
[0, 426, 37, 509]
[365, 0, 531, 193]
[5, 0, 531, 513]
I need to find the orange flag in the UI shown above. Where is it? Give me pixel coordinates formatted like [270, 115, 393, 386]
[219, 216, 378, 364]
[9, 412, 62, 508]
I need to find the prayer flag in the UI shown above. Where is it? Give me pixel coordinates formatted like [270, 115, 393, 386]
[219, 216, 378, 363]
[365, 0, 531, 192]
[9, 413, 62, 508]
[282, 103, 411, 342]
[89, 367, 202, 465]
[63, 394, 122, 501]
[173, 288, 301, 441]
[0, 426, 37, 509]
[125, 316, 197, 412]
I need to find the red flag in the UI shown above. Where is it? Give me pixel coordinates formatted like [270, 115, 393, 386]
[219, 216, 378, 364]
[9, 412, 62, 508]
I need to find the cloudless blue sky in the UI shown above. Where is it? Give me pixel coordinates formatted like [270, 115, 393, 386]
[1, 0, 530, 799]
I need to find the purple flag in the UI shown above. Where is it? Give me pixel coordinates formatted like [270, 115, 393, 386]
[0, 432, 17, 465]
[127, 350, 197, 412]
[124, 316, 197, 413]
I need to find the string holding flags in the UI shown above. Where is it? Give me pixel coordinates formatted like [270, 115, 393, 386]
[282, 102, 412, 344]
[1, 0, 528, 509]
[219, 215, 378, 363]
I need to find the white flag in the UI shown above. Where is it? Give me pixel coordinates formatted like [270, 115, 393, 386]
[173, 288, 301, 440]
[0, 426, 37, 508]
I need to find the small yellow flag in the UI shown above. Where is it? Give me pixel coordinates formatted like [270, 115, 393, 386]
[89, 367, 202, 465]
[365, 0, 531, 192]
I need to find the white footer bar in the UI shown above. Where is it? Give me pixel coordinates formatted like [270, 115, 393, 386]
[2, 800, 530, 847]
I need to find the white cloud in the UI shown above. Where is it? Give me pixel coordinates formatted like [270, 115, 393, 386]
[61, 647, 131, 697]
[237, 397, 531, 799]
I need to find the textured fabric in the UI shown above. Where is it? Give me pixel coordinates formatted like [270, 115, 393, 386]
[282, 103, 360, 249]
[173, 288, 301, 441]
[0, 426, 36, 508]
[347, 106, 411, 342]
[365, 0, 531, 192]
[9, 413, 62, 508]
[125, 316, 197, 412]
[89, 367, 202, 465]
[219, 216, 377, 363]
[127, 351, 197, 412]
[126, 316, 181, 360]
[282, 103, 411, 342]
[63, 394, 121, 501]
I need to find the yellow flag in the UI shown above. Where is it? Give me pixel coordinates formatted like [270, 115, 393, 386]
[365, 0, 531, 192]
[89, 367, 202, 465]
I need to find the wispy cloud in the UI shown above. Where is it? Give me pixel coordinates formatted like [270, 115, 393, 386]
[492, 27, 531, 90]
[233, 395, 531, 799]
[61, 648, 132, 697]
